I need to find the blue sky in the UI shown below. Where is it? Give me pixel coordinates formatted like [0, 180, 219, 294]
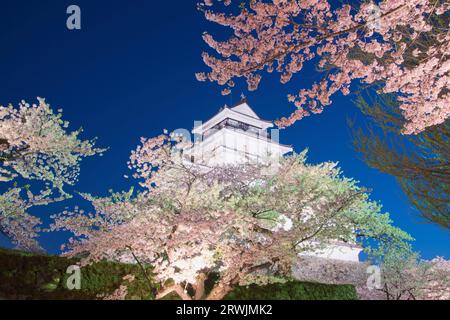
[0, 0, 448, 258]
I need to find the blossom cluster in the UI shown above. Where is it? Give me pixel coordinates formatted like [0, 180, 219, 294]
[52, 133, 413, 299]
[0, 98, 104, 250]
[198, 0, 449, 134]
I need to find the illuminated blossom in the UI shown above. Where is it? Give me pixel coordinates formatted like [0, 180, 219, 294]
[0, 98, 105, 250]
[198, 0, 449, 134]
[53, 133, 412, 300]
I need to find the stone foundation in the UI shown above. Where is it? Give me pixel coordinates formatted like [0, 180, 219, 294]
[292, 256, 385, 300]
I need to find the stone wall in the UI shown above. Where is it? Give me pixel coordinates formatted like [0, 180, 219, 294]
[292, 256, 385, 300]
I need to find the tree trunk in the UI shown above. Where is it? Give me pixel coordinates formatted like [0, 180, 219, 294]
[206, 283, 232, 300]
[194, 273, 207, 300]
[156, 276, 233, 300]
[156, 284, 192, 300]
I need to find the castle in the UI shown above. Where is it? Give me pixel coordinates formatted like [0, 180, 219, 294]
[184, 99, 361, 262]
[184, 99, 292, 166]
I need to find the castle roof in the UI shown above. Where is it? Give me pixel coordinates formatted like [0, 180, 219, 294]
[229, 99, 261, 119]
[192, 99, 273, 134]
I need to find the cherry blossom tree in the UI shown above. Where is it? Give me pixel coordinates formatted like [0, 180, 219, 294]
[52, 132, 412, 300]
[373, 249, 450, 300]
[0, 98, 105, 251]
[196, 0, 449, 134]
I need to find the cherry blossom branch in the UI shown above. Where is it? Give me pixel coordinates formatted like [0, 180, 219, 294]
[126, 245, 155, 294]
[239, 4, 407, 75]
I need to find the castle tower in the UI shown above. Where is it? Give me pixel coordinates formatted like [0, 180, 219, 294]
[184, 99, 292, 166]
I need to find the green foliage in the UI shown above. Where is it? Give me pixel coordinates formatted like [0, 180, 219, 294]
[0, 248, 156, 300]
[0, 248, 357, 300]
[349, 89, 450, 229]
[224, 281, 357, 300]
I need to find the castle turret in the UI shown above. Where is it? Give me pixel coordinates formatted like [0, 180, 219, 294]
[184, 99, 292, 166]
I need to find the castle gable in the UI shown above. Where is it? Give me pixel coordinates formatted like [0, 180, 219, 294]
[230, 101, 260, 119]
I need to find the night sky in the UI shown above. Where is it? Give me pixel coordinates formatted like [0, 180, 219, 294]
[0, 0, 448, 258]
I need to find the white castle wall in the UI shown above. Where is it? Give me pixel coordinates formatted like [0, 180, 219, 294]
[188, 128, 288, 166]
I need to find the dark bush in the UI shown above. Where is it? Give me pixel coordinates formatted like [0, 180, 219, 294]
[224, 281, 357, 300]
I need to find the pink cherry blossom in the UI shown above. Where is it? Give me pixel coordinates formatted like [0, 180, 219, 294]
[197, 0, 449, 134]
[52, 133, 413, 300]
[0, 98, 104, 250]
